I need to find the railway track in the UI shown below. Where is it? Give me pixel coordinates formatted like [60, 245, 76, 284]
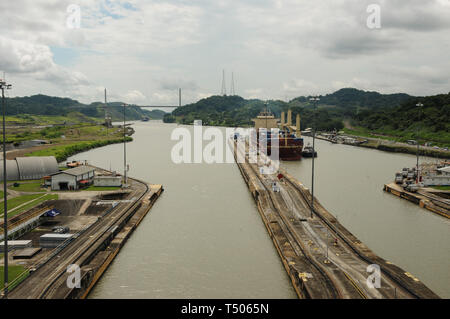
[233, 141, 341, 298]
[9, 177, 149, 299]
[231, 138, 436, 299]
[283, 173, 425, 299]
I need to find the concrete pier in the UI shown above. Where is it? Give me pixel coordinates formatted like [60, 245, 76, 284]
[231, 139, 439, 299]
[384, 183, 449, 219]
[7, 169, 163, 299]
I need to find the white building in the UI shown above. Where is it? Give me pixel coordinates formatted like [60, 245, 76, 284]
[422, 166, 450, 186]
[50, 166, 95, 190]
[94, 175, 122, 187]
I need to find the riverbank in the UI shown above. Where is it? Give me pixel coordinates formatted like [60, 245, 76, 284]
[26, 137, 133, 162]
[315, 132, 450, 159]
[4, 165, 163, 299]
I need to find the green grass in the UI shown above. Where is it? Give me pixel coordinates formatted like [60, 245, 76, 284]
[7, 179, 42, 184]
[432, 186, 450, 191]
[8, 182, 46, 193]
[0, 265, 29, 291]
[27, 137, 132, 162]
[343, 127, 450, 147]
[84, 186, 121, 191]
[0, 193, 58, 218]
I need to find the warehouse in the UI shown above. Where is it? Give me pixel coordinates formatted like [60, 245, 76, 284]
[0, 156, 58, 181]
[50, 165, 95, 190]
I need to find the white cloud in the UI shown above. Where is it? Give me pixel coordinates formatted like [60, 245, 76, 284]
[123, 89, 146, 104]
[1, 0, 450, 103]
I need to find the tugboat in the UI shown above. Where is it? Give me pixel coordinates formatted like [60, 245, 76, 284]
[252, 108, 304, 161]
[302, 143, 317, 158]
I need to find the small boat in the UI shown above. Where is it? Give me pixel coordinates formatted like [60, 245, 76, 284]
[302, 144, 317, 158]
[141, 116, 150, 122]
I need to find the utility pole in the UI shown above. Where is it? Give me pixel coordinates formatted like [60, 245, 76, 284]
[309, 96, 320, 219]
[1, 78, 12, 299]
[416, 103, 423, 183]
[122, 103, 128, 188]
[105, 88, 108, 136]
[179, 88, 181, 107]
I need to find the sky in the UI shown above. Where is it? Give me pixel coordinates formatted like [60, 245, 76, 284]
[0, 0, 449, 105]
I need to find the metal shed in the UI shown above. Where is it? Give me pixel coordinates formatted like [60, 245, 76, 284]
[0, 156, 58, 181]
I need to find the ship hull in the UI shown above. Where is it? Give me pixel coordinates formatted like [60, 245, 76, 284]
[265, 137, 304, 161]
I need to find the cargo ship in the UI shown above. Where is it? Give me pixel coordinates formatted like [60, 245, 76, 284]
[252, 109, 304, 161]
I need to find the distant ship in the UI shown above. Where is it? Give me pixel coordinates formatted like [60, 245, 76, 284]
[141, 116, 150, 122]
[252, 109, 304, 161]
[302, 143, 317, 158]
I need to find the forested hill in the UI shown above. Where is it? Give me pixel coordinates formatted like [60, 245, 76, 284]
[5, 94, 165, 121]
[163, 89, 450, 145]
[291, 88, 412, 109]
[352, 92, 450, 144]
[163, 88, 416, 131]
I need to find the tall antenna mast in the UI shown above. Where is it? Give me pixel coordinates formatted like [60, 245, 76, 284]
[230, 72, 235, 96]
[221, 69, 227, 96]
[179, 88, 181, 107]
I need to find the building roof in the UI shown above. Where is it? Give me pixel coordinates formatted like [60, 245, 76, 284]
[0, 156, 58, 181]
[0, 240, 32, 246]
[52, 165, 95, 177]
[438, 166, 450, 173]
[40, 234, 73, 239]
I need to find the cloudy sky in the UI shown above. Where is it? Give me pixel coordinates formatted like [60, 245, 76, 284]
[1, 0, 449, 105]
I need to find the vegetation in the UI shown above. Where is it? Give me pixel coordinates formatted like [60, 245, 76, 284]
[432, 186, 450, 191]
[27, 137, 132, 162]
[8, 182, 45, 193]
[351, 93, 450, 146]
[0, 265, 29, 291]
[164, 89, 449, 146]
[5, 94, 165, 122]
[1, 194, 58, 218]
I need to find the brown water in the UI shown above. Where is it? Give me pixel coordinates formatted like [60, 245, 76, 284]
[75, 121, 296, 298]
[71, 122, 448, 298]
[283, 137, 450, 298]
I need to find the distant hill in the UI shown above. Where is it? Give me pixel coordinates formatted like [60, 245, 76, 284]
[5, 94, 166, 121]
[291, 88, 413, 109]
[352, 92, 450, 145]
[163, 88, 449, 145]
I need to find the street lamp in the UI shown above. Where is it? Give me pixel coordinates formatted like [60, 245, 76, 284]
[416, 102, 423, 183]
[309, 96, 320, 219]
[122, 103, 128, 188]
[1, 78, 12, 298]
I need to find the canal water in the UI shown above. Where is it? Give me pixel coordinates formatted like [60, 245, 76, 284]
[283, 137, 450, 298]
[70, 121, 449, 298]
[74, 121, 297, 298]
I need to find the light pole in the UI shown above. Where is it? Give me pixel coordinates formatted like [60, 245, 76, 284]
[1, 78, 12, 298]
[309, 96, 320, 219]
[122, 103, 128, 188]
[416, 103, 423, 183]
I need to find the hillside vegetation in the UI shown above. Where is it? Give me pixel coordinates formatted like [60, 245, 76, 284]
[5, 94, 165, 122]
[164, 88, 449, 146]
